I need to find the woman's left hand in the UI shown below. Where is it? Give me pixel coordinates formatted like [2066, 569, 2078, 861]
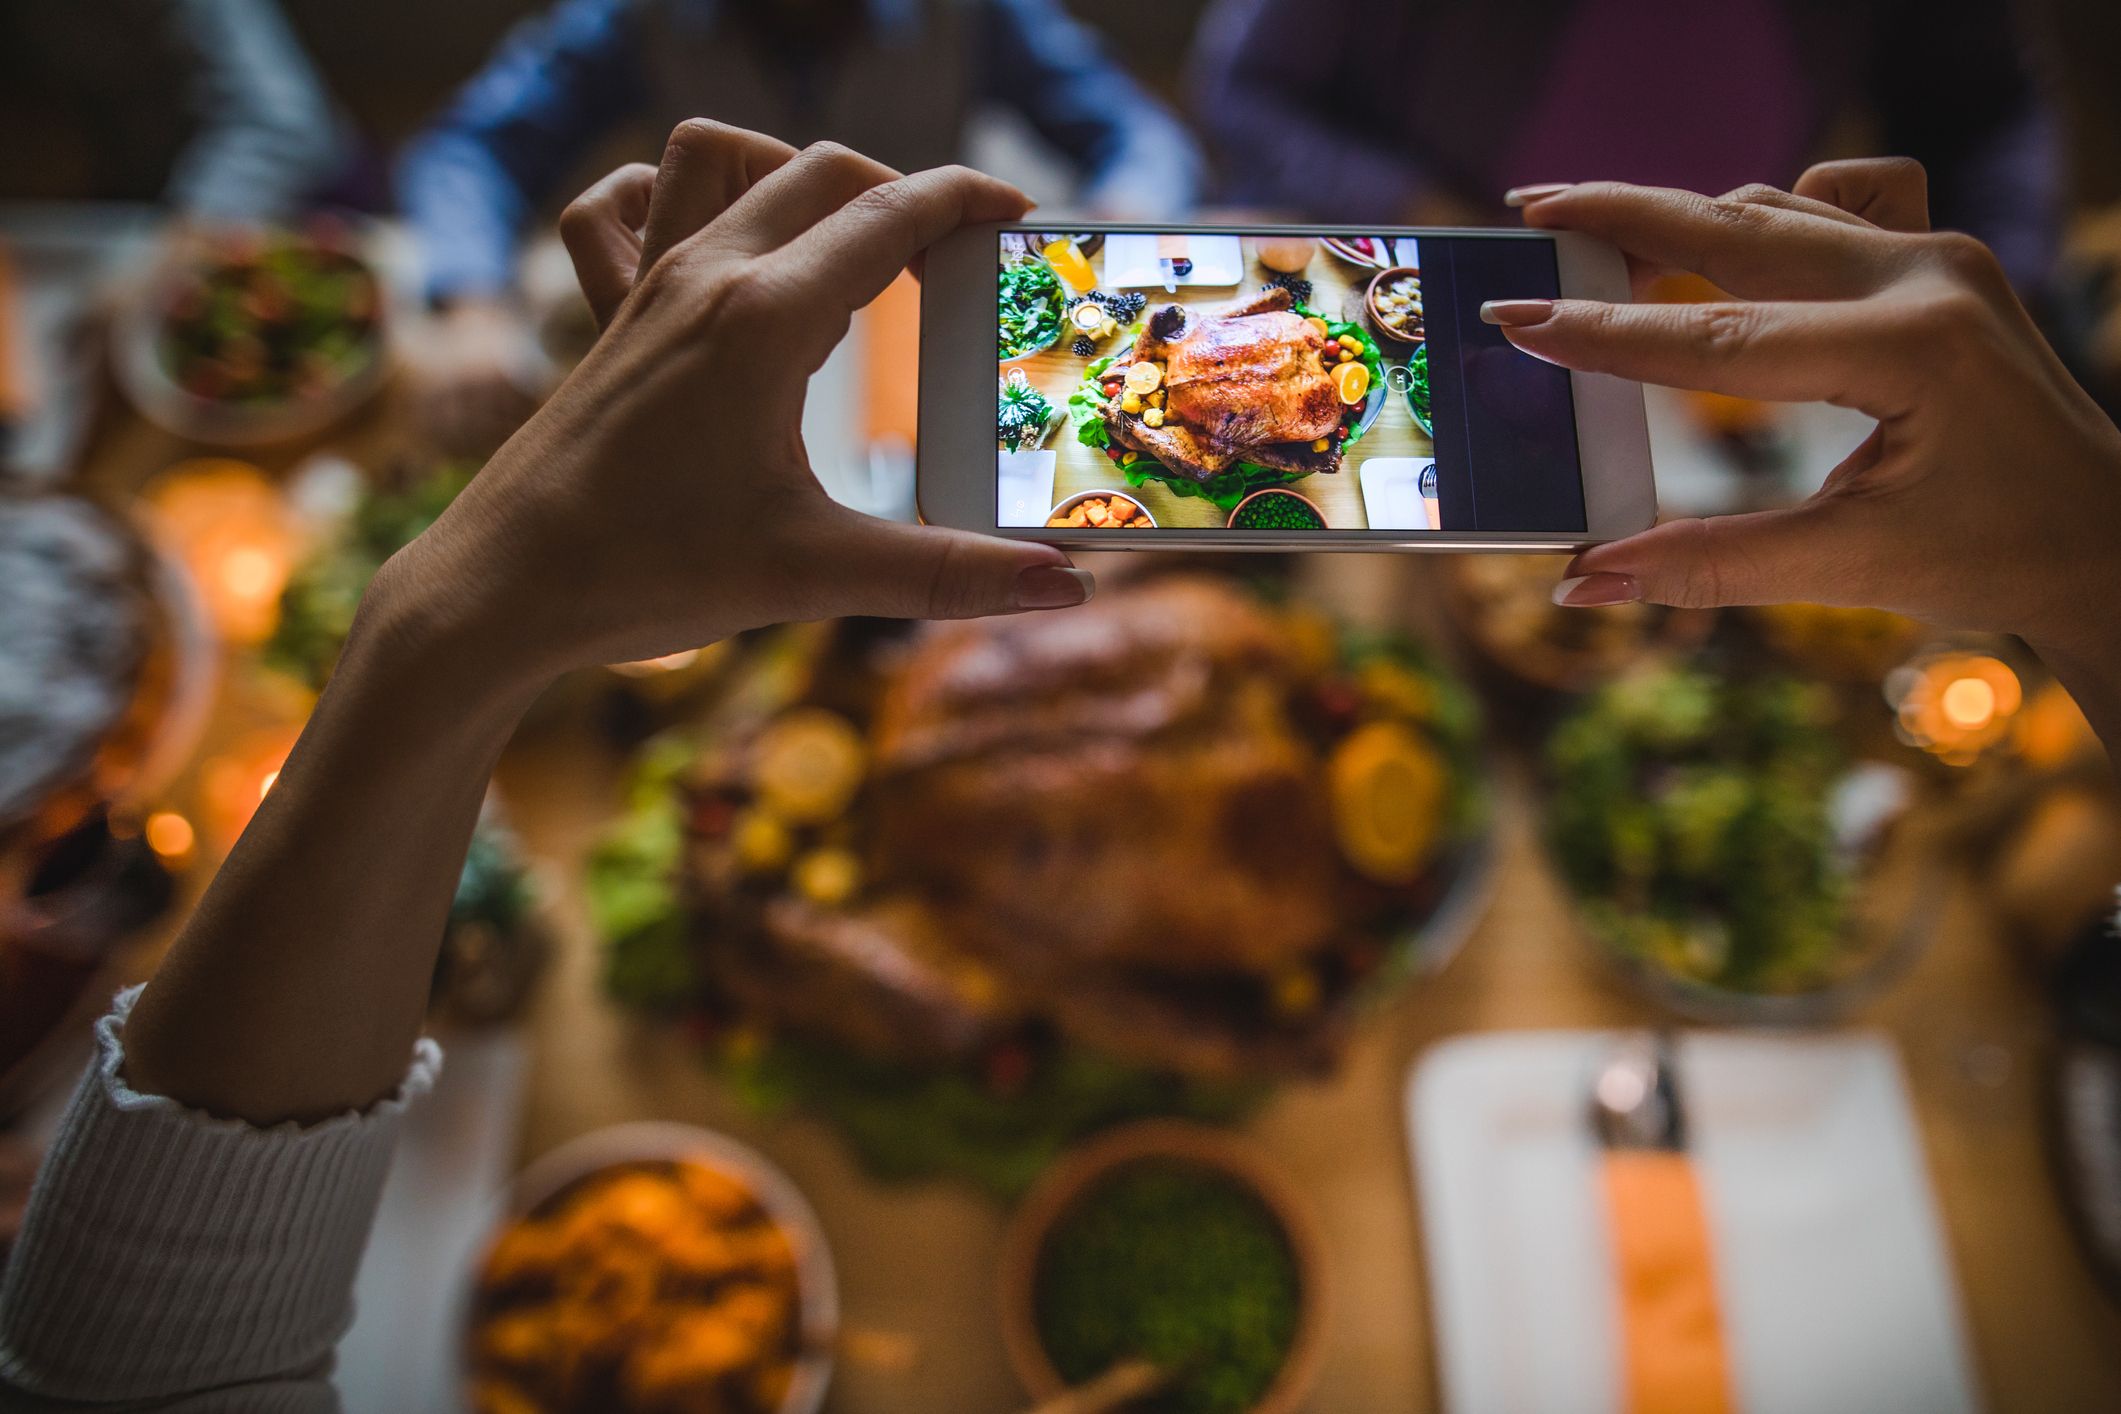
[378, 120, 1092, 691]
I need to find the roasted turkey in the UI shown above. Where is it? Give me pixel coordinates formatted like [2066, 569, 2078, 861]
[702, 578, 1358, 1075]
[1101, 287, 1346, 483]
[868, 578, 1342, 981]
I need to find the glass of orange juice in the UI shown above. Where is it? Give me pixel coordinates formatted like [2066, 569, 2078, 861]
[1042, 237, 1097, 295]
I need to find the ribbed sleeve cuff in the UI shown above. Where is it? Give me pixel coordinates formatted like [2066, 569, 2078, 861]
[0, 987, 441, 1403]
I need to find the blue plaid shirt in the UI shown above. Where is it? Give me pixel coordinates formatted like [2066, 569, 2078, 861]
[397, 0, 1203, 300]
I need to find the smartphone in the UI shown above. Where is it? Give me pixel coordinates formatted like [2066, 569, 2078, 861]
[918, 222, 1654, 549]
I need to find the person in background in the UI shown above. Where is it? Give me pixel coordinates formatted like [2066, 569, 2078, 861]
[0, 0, 349, 222]
[1187, 0, 2061, 295]
[397, 0, 1205, 450]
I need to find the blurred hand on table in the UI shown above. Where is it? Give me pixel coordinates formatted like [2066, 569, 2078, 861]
[1495, 158, 2121, 751]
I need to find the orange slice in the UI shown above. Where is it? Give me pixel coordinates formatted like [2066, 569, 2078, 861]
[1329, 721, 1444, 883]
[1333, 359, 1371, 406]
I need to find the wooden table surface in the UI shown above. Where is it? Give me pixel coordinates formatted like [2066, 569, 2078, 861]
[66, 351, 2121, 1414]
[1005, 239, 1431, 531]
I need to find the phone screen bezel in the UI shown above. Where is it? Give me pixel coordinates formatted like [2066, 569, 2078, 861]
[917, 221, 1653, 549]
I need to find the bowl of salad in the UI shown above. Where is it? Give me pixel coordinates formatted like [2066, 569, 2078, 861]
[998, 255, 1067, 362]
[1401, 344, 1433, 436]
[114, 221, 390, 445]
[1543, 664, 1941, 1024]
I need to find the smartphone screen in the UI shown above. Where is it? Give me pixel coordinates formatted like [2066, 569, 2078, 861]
[996, 229, 1588, 535]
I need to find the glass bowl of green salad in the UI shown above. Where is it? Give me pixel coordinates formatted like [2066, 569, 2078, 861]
[1542, 663, 1944, 1025]
[998, 255, 1067, 362]
[1000, 1121, 1326, 1414]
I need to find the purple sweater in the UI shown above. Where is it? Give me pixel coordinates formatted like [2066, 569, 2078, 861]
[1187, 0, 2061, 292]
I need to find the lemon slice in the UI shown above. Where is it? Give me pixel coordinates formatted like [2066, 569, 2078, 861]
[1329, 721, 1444, 884]
[1333, 360, 1370, 406]
[753, 708, 866, 824]
[1123, 361, 1163, 395]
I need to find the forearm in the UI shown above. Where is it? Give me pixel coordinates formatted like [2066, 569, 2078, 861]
[123, 563, 542, 1125]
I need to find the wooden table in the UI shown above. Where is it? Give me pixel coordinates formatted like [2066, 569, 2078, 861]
[62, 322, 2121, 1414]
[1006, 238, 1430, 530]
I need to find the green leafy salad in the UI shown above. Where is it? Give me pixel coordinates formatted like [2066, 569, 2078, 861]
[1068, 303, 1385, 513]
[1407, 343, 1432, 433]
[1544, 666, 1857, 994]
[998, 257, 1065, 360]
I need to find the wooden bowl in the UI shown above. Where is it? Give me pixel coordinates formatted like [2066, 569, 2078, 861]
[997, 1121, 1328, 1414]
[1364, 266, 1426, 351]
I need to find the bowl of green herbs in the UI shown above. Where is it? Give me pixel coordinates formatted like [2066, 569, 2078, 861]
[1543, 663, 1939, 1023]
[1000, 1122, 1325, 1414]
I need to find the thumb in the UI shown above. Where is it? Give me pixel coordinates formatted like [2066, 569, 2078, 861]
[801, 509, 1095, 621]
[1555, 502, 1876, 610]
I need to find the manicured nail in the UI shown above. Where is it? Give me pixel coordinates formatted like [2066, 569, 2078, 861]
[1481, 299, 1555, 327]
[1552, 572, 1641, 607]
[1504, 183, 1573, 207]
[1014, 565, 1095, 610]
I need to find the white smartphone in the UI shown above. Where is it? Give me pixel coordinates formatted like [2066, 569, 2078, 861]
[918, 222, 1654, 549]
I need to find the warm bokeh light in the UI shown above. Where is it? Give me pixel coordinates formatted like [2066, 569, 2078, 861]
[1940, 676, 1997, 730]
[143, 810, 195, 862]
[140, 459, 300, 645]
[200, 730, 298, 845]
[2015, 682, 2100, 768]
[1889, 651, 2023, 765]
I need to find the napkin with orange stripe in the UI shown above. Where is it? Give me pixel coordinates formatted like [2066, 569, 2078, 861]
[1602, 1148, 1737, 1414]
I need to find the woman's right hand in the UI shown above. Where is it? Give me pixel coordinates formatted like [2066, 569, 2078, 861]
[1496, 160, 2121, 707]
[371, 121, 1090, 695]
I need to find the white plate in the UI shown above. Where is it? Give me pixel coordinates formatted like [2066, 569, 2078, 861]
[1101, 234, 1245, 289]
[1409, 1030, 1981, 1414]
[997, 448, 1058, 528]
[1359, 457, 1434, 532]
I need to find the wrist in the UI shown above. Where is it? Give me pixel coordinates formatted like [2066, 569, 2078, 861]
[348, 547, 553, 741]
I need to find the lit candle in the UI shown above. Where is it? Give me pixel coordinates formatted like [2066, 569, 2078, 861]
[1887, 651, 2023, 765]
[140, 459, 300, 645]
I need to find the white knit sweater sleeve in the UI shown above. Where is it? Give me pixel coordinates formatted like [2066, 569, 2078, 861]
[0, 986, 441, 1411]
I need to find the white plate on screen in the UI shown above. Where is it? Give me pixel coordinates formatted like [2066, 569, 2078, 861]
[1359, 457, 1434, 532]
[997, 448, 1058, 529]
[1409, 1030, 1981, 1414]
[1100, 234, 1244, 289]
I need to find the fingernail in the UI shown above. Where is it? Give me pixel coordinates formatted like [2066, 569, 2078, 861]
[1504, 183, 1573, 207]
[1552, 572, 1641, 607]
[1480, 299, 1555, 327]
[1014, 565, 1095, 610]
